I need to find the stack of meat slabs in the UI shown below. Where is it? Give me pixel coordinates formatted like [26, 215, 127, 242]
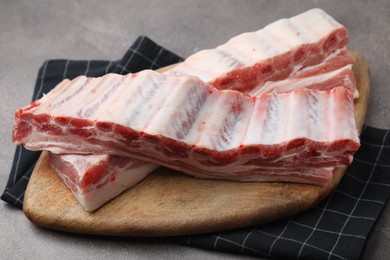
[14, 8, 360, 211]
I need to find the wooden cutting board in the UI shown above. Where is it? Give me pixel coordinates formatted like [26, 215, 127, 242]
[23, 51, 370, 237]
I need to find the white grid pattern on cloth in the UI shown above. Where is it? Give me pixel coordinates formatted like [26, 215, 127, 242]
[105, 61, 113, 74]
[150, 47, 164, 69]
[12, 146, 22, 185]
[240, 228, 256, 254]
[290, 221, 366, 239]
[205, 227, 348, 259]
[114, 63, 130, 73]
[210, 235, 266, 256]
[254, 229, 347, 260]
[123, 37, 166, 70]
[119, 36, 145, 74]
[213, 234, 221, 249]
[327, 130, 390, 259]
[352, 157, 390, 168]
[4, 191, 25, 206]
[313, 207, 376, 221]
[3, 159, 38, 207]
[344, 171, 390, 187]
[334, 190, 385, 205]
[63, 60, 70, 79]
[360, 140, 390, 148]
[34, 60, 48, 100]
[268, 217, 292, 255]
[84, 60, 91, 76]
[125, 45, 165, 68]
[296, 191, 336, 259]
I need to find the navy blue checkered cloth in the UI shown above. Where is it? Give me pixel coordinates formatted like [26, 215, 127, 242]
[2, 37, 390, 260]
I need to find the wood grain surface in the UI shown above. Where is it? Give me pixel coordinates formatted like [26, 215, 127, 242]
[23, 51, 370, 237]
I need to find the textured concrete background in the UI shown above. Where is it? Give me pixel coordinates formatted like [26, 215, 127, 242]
[1, 0, 389, 259]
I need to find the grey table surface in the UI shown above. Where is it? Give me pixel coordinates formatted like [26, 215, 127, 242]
[1, 0, 389, 259]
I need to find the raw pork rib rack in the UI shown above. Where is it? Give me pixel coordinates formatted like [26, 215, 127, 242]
[14, 8, 360, 211]
[167, 8, 351, 93]
[13, 70, 360, 179]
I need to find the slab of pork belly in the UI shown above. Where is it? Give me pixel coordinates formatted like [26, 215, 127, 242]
[48, 153, 158, 211]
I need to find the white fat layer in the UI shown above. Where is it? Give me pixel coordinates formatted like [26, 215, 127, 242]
[100, 71, 170, 128]
[38, 77, 87, 113]
[194, 91, 251, 151]
[145, 76, 207, 139]
[82, 74, 133, 119]
[283, 90, 308, 141]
